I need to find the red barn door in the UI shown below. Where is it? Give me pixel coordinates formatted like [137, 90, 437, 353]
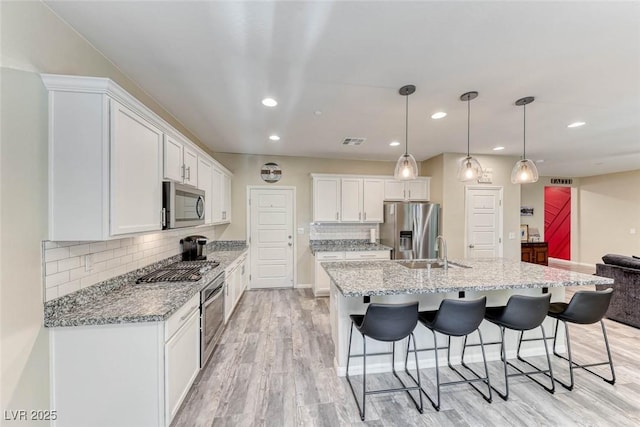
[544, 187, 571, 260]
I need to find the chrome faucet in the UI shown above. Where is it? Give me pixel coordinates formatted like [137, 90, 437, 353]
[436, 235, 448, 270]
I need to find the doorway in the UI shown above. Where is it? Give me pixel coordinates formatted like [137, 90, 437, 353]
[544, 186, 571, 260]
[248, 187, 295, 288]
[465, 186, 504, 258]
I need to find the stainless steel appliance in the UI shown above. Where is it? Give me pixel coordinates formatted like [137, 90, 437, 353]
[380, 201, 441, 259]
[200, 272, 225, 367]
[162, 182, 205, 229]
[181, 235, 208, 261]
[135, 260, 225, 368]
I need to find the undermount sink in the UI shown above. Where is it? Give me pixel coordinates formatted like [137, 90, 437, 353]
[396, 260, 445, 269]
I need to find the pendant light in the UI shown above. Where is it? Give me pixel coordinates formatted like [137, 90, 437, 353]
[457, 91, 483, 182]
[511, 96, 539, 184]
[394, 85, 418, 180]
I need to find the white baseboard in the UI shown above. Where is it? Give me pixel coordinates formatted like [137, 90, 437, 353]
[295, 283, 312, 289]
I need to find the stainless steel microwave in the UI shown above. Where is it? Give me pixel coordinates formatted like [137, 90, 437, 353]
[162, 182, 205, 229]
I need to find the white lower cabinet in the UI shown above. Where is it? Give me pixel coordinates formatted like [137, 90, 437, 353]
[50, 294, 200, 427]
[313, 251, 390, 296]
[224, 252, 248, 323]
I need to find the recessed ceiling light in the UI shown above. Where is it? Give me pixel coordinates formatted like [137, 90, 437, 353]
[431, 112, 447, 119]
[389, 141, 401, 147]
[269, 135, 280, 141]
[314, 110, 322, 116]
[493, 146, 505, 151]
[262, 98, 278, 107]
[536, 159, 545, 163]
[567, 121, 586, 128]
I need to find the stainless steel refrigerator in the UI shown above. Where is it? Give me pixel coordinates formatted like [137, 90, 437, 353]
[380, 202, 441, 260]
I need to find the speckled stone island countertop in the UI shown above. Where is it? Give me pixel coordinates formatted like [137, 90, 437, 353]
[44, 241, 248, 328]
[310, 239, 392, 255]
[322, 258, 614, 297]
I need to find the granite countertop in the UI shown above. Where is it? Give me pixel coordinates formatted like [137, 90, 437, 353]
[45, 243, 248, 328]
[322, 258, 614, 297]
[310, 239, 392, 254]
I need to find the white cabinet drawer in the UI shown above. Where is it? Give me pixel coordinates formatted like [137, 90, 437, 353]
[165, 293, 199, 341]
[316, 252, 346, 261]
[344, 251, 389, 260]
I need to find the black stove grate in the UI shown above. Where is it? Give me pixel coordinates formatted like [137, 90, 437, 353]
[136, 260, 220, 283]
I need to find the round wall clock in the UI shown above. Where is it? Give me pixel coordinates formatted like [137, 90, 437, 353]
[260, 162, 282, 183]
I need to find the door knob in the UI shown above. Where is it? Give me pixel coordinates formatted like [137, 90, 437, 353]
[469, 244, 475, 248]
[288, 235, 292, 239]
[288, 242, 292, 247]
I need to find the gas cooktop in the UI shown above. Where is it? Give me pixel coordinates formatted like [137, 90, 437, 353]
[136, 260, 220, 283]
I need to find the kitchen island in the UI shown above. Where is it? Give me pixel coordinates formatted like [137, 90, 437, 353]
[322, 258, 614, 376]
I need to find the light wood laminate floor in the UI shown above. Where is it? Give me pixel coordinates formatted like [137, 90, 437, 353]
[173, 278, 639, 426]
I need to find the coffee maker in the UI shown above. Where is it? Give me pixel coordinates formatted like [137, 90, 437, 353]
[181, 235, 208, 261]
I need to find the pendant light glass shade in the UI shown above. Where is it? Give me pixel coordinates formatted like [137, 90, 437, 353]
[394, 85, 418, 180]
[457, 156, 483, 181]
[511, 159, 539, 184]
[511, 96, 539, 184]
[456, 91, 483, 182]
[394, 153, 419, 180]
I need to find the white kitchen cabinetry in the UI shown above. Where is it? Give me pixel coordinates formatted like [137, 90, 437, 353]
[163, 135, 198, 187]
[340, 178, 384, 223]
[42, 74, 233, 240]
[384, 178, 430, 201]
[43, 74, 167, 240]
[313, 177, 341, 222]
[198, 158, 213, 224]
[224, 252, 248, 322]
[50, 294, 200, 427]
[110, 100, 164, 236]
[313, 250, 389, 296]
[212, 166, 232, 224]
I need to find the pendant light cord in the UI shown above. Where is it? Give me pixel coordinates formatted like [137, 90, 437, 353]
[523, 103, 527, 159]
[467, 97, 471, 157]
[404, 94, 409, 156]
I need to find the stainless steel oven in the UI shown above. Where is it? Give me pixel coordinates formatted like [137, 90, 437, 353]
[162, 182, 205, 229]
[200, 272, 225, 368]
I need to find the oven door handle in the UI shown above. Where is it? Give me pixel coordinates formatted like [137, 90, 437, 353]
[203, 286, 224, 308]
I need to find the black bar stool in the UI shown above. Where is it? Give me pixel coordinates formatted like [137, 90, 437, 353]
[345, 302, 423, 421]
[518, 288, 615, 390]
[479, 293, 554, 400]
[405, 296, 491, 411]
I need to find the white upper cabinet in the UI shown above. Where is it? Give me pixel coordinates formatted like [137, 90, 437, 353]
[313, 177, 341, 222]
[163, 135, 198, 187]
[211, 164, 231, 224]
[197, 157, 213, 225]
[312, 175, 393, 224]
[110, 100, 163, 236]
[42, 74, 233, 240]
[362, 179, 384, 222]
[384, 178, 430, 201]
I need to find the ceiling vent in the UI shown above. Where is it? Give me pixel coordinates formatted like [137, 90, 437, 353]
[342, 137, 366, 146]
[550, 178, 573, 185]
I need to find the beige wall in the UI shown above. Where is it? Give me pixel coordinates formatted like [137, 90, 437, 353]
[422, 153, 522, 260]
[0, 1, 209, 421]
[578, 170, 640, 264]
[212, 153, 397, 284]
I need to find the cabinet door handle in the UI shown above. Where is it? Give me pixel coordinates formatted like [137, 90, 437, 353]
[336, 212, 339, 220]
[186, 166, 191, 180]
[469, 244, 475, 248]
[161, 208, 166, 227]
[288, 242, 292, 247]
[179, 305, 198, 321]
[358, 212, 361, 221]
[364, 212, 367, 221]
[408, 189, 411, 198]
[181, 164, 185, 179]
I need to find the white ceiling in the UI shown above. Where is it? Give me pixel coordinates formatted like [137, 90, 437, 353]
[46, 1, 640, 177]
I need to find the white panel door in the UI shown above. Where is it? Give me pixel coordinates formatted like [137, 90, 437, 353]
[197, 158, 213, 224]
[362, 179, 384, 222]
[110, 100, 163, 235]
[250, 188, 294, 288]
[465, 187, 503, 258]
[341, 178, 362, 222]
[313, 177, 340, 222]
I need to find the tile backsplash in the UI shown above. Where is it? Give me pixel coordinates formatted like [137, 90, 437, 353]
[42, 226, 216, 301]
[309, 223, 379, 241]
